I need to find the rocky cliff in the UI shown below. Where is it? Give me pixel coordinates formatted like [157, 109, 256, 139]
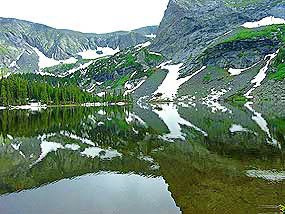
[151, 0, 285, 61]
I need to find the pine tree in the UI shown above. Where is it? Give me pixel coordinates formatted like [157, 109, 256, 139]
[0, 84, 7, 106]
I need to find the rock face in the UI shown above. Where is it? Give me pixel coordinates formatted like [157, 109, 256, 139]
[151, 0, 285, 61]
[0, 17, 157, 72]
[198, 39, 281, 69]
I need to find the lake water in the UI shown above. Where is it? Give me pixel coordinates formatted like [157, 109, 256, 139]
[0, 102, 284, 213]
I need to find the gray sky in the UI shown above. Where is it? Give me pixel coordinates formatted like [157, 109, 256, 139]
[1, 0, 169, 33]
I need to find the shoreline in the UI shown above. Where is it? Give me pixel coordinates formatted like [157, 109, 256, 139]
[0, 101, 131, 111]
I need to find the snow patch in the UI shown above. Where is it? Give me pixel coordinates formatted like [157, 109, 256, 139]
[135, 41, 151, 49]
[9, 52, 23, 68]
[177, 95, 197, 107]
[77, 47, 119, 60]
[59, 61, 93, 77]
[153, 62, 183, 100]
[36, 71, 56, 77]
[98, 121, 104, 126]
[149, 51, 162, 56]
[32, 47, 77, 69]
[154, 62, 206, 101]
[137, 96, 150, 110]
[7, 134, 13, 140]
[97, 92, 106, 97]
[11, 143, 25, 157]
[124, 77, 147, 96]
[11, 143, 20, 150]
[229, 124, 249, 133]
[65, 144, 81, 151]
[242, 16, 285, 28]
[228, 62, 259, 76]
[145, 34, 156, 38]
[245, 50, 279, 98]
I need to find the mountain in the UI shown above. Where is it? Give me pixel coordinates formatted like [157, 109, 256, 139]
[17, 44, 165, 97]
[0, 17, 157, 73]
[147, 0, 285, 117]
[151, 0, 285, 61]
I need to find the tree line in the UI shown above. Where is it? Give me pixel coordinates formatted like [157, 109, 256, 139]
[0, 75, 132, 106]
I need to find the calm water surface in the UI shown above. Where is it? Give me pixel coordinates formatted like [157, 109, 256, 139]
[0, 102, 284, 213]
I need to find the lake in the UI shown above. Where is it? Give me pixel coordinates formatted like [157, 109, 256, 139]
[0, 102, 284, 213]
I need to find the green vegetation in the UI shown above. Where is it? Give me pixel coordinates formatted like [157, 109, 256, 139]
[143, 49, 163, 64]
[280, 205, 285, 213]
[227, 94, 248, 105]
[74, 47, 164, 91]
[0, 75, 99, 106]
[270, 48, 285, 80]
[133, 68, 158, 80]
[0, 44, 9, 55]
[207, 66, 227, 74]
[42, 63, 77, 74]
[112, 75, 130, 89]
[42, 58, 95, 75]
[0, 75, 132, 106]
[102, 89, 133, 103]
[85, 50, 142, 77]
[224, 24, 285, 43]
[224, 0, 264, 8]
[203, 73, 211, 82]
[0, 68, 9, 78]
[270, 63, 285, 80]
[238, 51, 249, 58]
[13, 73, 78, 87]
[124, 53, 138, 67]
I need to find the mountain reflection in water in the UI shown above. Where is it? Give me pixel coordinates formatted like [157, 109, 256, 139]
[0, 103, 284, 213]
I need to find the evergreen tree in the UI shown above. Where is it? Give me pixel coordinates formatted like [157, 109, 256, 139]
[0, 83, 7, 106]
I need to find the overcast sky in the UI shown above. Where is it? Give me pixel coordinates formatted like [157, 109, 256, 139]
[1, 0, 169, 33]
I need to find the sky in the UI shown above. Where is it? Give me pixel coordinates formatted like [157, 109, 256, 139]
[1, 0, 169, 33]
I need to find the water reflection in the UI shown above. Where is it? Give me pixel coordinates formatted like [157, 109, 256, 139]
[152, 103, 207, 141]
[245, 102, 280, 148]
[0, 103, 284, 213]
[0, 173, 180, 214]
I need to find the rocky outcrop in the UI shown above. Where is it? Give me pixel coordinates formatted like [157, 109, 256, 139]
[151, 0, 285, 61]
[199, 39, 280, 69]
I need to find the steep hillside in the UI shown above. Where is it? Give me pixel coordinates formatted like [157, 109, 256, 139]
[151, 0, 285, 61]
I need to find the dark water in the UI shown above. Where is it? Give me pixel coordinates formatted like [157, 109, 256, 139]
[0, 102, 284, 213]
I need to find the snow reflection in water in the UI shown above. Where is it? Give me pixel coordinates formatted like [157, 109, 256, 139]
[246, 170, 285, 182]
[245, 102, 280, 148]
[152, 103, 207, 141]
